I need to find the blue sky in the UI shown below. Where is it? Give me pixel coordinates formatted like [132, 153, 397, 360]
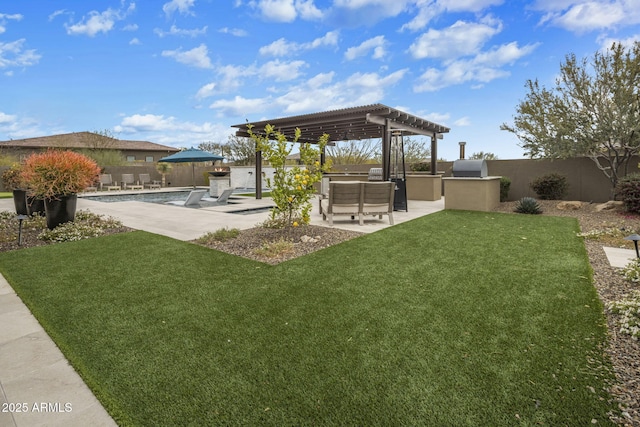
[1, 1, 639, 160]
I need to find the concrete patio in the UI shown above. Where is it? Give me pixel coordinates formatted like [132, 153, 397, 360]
[0, 190, 444, 426]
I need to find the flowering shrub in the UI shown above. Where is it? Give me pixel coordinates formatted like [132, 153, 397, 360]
[21, 150, 100, 199]
[249, 124, 331, 228]
[37, 210, 123, 242]
[621, 258, 640, 283]
[38, 222, 104, 242]
[608, 290, 640, 340]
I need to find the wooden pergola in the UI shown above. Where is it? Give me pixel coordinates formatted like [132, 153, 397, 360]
[231, 103, 450, 198]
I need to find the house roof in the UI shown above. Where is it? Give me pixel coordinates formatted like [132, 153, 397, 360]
[232, 103, 450, 143]
[0, 132, 180, 153]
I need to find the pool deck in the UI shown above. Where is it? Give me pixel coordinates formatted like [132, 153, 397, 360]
[0, 189, 444, 426]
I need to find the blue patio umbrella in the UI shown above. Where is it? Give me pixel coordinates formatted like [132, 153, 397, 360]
[159, 148, 224, 188]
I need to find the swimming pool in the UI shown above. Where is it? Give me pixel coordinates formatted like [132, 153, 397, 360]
[82, 190, 195, 204]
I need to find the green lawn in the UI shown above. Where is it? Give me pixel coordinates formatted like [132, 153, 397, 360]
[0, 211, 618, 426]
[0, 192, 12, 198]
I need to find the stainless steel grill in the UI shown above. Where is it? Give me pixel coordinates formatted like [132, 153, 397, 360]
[452, 160, 488, 178]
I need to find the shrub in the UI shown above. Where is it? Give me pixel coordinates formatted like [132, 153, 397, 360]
[21, 150, 100, 199]
[248, 124, 330, 228]
[621, 257, 640, 283]
[253, 237, 294, 258]
[500, 176, 511, 202]
[514, 197, 542, 214]
[196, 227, 240, 243]
[615, 173, 640, 214]
[2, 164, 25, 190]
[608, 290, 640, 340]
[38, 222, 105, 242]
[410, 162, 430, 172]
[530, 173, 568, 200]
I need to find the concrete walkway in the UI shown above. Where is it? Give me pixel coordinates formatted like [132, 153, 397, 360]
[0, 275, 117, 427]
[0, 192, 445, 426]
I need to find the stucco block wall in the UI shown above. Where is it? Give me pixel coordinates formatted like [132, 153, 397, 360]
[443, 177, 501, 212]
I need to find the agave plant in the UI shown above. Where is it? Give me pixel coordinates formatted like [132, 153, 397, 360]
[514, 197, 542, 215]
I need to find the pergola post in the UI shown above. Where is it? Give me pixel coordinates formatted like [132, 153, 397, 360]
[382, 119, 391, 181]
[255, 146, 262, 199]
[430, 134, 437, 176]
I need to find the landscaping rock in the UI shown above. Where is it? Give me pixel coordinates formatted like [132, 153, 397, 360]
[557, 201, 582, 210]
[595, 200, 624, 212]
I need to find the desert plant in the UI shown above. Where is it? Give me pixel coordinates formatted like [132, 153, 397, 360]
[530, 173, 568, 200]
[196, 227, 240, 243]
[615, 173, 640, 214]
[21, 150, 100, 200]
[514, 197, 542, 214]
[1, 164, 25, 190]
[156, 162, 173, 187]
[253, 237, 294, 258]
[500, 176, 511, 202]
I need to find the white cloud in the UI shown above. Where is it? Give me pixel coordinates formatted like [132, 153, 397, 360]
[114, 113, 231, 147]
[129, 37, 141, 45]
[123, 23, 139, 31]
[0, 39, 42, 69]
[344, 35, 387, 60]
[161, 44, 213, 69]
[408, 17, 503, 59]
[0, 13, 22, 34]
[65, 3, 135, 37]
[260, 59, 307, 81]
[209, 68, 408, 116]
[259, 31, 339, 56]
[414, 41, 538, 92]
[454, 116, 471, 126]
[209, 96, 271, 116]
[163, 0, 196, 17]
[195, 83, 217, 99]
[154, 25, 207, 38]
[254, 0, 323, 22]
[219, 27, 248, 37]
[402, 0, 504, 31]
[0, 111, 43, 140]
[533, 0, 640, 33]
[597, 34, 640, 51]
[0, 111, 17, 124]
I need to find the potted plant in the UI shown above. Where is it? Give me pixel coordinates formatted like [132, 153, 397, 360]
[156, 162, 172, 187]
[21, 150, 100, 229]
[2, 164, 30, 215]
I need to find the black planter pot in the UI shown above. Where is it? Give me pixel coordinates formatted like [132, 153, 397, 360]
[27, 196, 46, 216]
[44, 194, 78, 230]
[12, 189, 28, 215]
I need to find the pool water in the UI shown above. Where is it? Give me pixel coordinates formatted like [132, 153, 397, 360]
[82, 190, 194, 204]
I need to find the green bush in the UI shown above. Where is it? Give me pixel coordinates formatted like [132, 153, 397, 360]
[621, 257, 640, 283]
[500, 176, 511, 202]
[514, 197, 542, 214]
[615, 174, 640, 214]
[410, 162, 430, 172]
[196, 227, 240, 243]
[530, 173, 568, 200]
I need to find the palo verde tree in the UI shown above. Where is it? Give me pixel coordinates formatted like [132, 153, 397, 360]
[248, 124, 331, 228]
[501, 41, 640, 193]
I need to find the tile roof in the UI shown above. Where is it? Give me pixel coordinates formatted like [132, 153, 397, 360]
[0, 132, 179, 152]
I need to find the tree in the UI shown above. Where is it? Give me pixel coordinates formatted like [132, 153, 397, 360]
[225, 134, 255, 165]
[78, 129, 126, 167]
[403, 136, 431, 164]
[248, 124, 330, 228]
[501, 41, 640, 192]
[326, 139, 378, 165]
[468, 151, 498, 160]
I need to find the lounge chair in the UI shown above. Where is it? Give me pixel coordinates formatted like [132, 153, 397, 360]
[166, 190, 207, 207]
[139, 173, 161, 189]
[121, 174, 142, 190]
[99, 174, 120, 191]
[202, 188, 234, 205]
[320, 181, 361, 226]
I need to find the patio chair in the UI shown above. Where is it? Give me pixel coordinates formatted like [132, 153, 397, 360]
[121, 174, 137, 190]
[166, 190, 208, 207]
[359, 181, 395, 225]
[99, 174, 120, 191]
[202, 188, 234, 205]
[320, 181, 361, 226]
[139, 173, 161, 189]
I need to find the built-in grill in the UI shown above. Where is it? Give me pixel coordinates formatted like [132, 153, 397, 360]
[452, 159, 488, 178]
